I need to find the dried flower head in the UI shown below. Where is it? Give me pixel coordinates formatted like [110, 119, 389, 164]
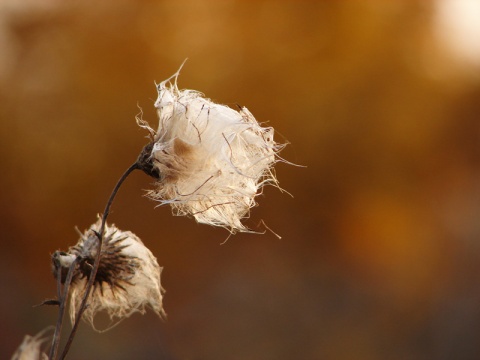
[52, 219, 166, 331]
[11, 329, 51, 360]
[137, 65, 284, 233]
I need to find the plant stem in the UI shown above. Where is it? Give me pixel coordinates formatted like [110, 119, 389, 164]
[97, 162, 140, 241]
[58, 162, 139, 360]
[49, 257, 80, 360]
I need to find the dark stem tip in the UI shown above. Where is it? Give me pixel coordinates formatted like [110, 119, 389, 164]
[136, 142, 161, 179]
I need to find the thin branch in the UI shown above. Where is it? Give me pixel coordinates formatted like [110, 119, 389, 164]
[49, 257, 80, 360]
[55, 265, 62, 303]
[48, 266, 63, 360]
[97, 162, 140, 240]
[58, 162, 139, 360]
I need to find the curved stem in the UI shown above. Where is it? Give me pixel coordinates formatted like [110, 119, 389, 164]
[58, 162, 139, 360]
[97, 162, 140, 240]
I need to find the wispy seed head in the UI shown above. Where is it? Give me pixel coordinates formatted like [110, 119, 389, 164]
[137, 65, 284, 233]
[53, 219, 166, 331]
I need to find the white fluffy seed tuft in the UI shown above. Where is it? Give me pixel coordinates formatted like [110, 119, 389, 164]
[67, 220, 166, 331]
[140, 65, 284, 233]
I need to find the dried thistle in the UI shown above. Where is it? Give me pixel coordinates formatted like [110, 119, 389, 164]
[137, 64, 284, 233]
[11, 329, 52, 360]
[52, 219, 166, 331]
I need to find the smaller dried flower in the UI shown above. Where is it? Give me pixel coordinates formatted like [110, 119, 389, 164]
[11, 328, 51, 360]
[137, 64, 284, 233]
[52, 219, 166, 331]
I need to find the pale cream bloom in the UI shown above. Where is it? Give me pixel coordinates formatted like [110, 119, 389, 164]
[54, 219, 166, 331]
[138, 65, 283, 233]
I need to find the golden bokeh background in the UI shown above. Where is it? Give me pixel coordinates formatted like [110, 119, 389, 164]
[1, 1, 480, 359]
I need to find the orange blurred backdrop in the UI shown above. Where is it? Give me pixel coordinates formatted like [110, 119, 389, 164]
[1, 1, 480, 359]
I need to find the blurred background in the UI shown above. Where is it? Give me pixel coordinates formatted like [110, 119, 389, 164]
[1, 0, 480, 359]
